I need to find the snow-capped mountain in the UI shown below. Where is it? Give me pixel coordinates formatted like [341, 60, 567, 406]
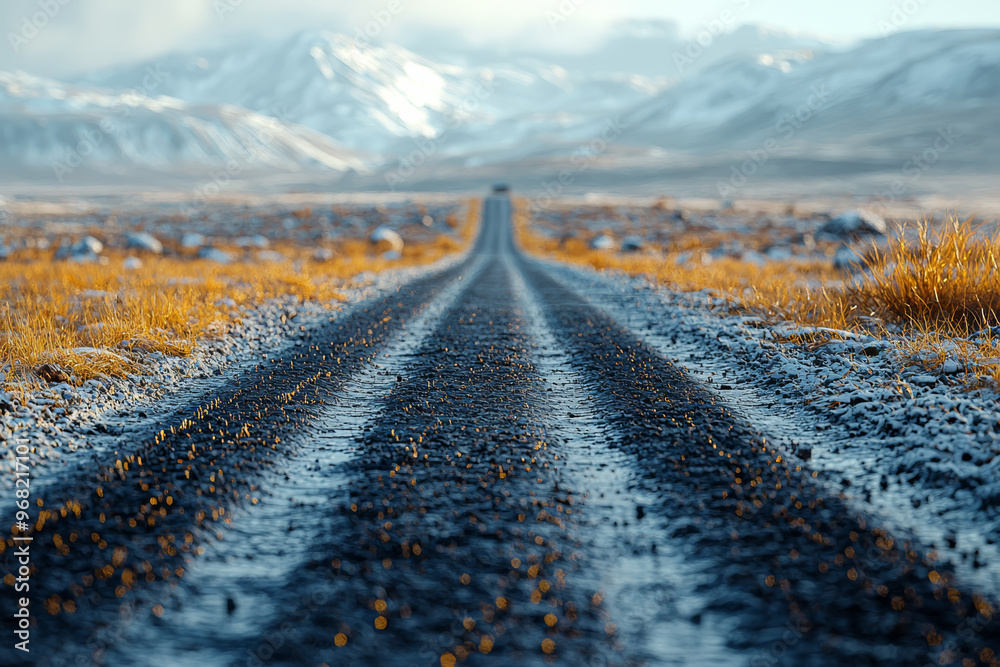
[78, 30, 667, 156]
[0, 24, 997, 190]
[616, 28, 1000, 151]
[0, 71, 370, 178]
[424, 20, 835, 81]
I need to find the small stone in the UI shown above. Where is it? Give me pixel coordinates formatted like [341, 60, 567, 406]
[34, 363, 71, 384]
[589, 234, 615, 251]
[125, 232, 163, 254]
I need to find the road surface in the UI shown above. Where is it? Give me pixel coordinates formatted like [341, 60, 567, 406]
[4, 196, 998, 666]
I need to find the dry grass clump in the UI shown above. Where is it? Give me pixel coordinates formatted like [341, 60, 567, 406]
[856, 217, 1000, 334]
[1, 200, 478, 388]
[517, 201, 1000, 384]
[514, 205, 847, 325]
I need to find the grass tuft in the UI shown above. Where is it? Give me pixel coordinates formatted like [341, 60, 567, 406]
[1, 200, 478, 389]
[516, 199, 1000, 386]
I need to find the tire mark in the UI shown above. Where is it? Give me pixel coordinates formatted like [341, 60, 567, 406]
[519, 253, 1000, 665]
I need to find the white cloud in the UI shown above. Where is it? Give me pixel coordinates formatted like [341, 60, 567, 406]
[0, 0, 997, 77]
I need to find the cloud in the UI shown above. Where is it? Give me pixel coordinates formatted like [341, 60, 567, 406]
[1, 0, 213, 75]
[0, 0, 659, 75]
[1, 0, 996, 77]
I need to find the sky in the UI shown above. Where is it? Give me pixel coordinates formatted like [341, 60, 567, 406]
[2, 0, 998, 77]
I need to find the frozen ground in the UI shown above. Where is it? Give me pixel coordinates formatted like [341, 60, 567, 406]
[3, 194, 1000, 665]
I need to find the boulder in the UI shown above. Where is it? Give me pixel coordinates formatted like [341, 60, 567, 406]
[589, 234, 616, 251]
[256, 250, 286, 263]
[236, 234, 270, 249]
[181, 232, 206, 249]
[765, 246, 794, 261]
[197, 247, 235, 264]
[55, 235, 103, 262]
[125, 232, 163, 254]
[34, 363, 70, 383]
[313, 248, 335, 261]
[621, 235, 644, 252]
[122, 256, 143, 270]
[370, 227, 404, 252]
[833, 244, 866, 271]
[819, 209, 887, 239]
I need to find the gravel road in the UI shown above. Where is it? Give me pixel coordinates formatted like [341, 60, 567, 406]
[4, 196, 999, 667]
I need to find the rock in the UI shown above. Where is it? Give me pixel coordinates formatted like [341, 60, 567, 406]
[941, 360, 962, 374]
[313, 248, 335, 261]
[421, 215, 434, 227]
[125, 232, 163, 254]
[833, 245, 866, 271]
[970, 326, 1000, 343]
[621, 236, 644, 252]
[77, 236, 104, 255]
[256, 250, 286, 263]
[370, 227, 404, 252]
[765, 246, 794, 261]
[236, 234, 270, 249]
[197, 247, 235, 264]
[819, 209, 887, 239]
[911, 375, 938, 386]
[34, 363, 70, 383]
[56, 235, 104, 262]
[71, 347, 128, 364]
[122, 256, 143, 270]
[181, 232, 206, 249]
[590, 234, 616, 251]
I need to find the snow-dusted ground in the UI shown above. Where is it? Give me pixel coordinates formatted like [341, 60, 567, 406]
[542, 258, 1000, 600]
[0, 201, 472, 498]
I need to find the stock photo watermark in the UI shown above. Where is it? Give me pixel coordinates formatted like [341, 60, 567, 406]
[350, 0, 405, 48]
[546, 0, 588, 30]
[873, 126, 961, 206]
[716, 82, 836, 198]
[877, 0, 929, 38]
[10, 436, 33, 653]
[181, 105, 295, 217]
[7, 0, 73, 53]
[673, 0, 753, 74]
[526, 115, 628, 212]
[50, 64, 170, 183]
[384, 77, 501, 190]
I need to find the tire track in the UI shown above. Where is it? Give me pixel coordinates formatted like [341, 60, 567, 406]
[266, 252, 633, 667]
[508, 258, 749, 666]
[97, 256, 489, 667]
[517, 250, 1000, 665]
[8, 194, 1000, 667]
[1, 240, 482, 665]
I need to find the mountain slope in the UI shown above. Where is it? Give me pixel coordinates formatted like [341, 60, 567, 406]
[614, 28, 1000, 151]
[0, 71, 370, 177]
[78, 30, 666, 155]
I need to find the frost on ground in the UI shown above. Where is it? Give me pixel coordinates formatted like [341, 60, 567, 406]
[545, 259, 1000, 595]
[0, 197, 473, 496]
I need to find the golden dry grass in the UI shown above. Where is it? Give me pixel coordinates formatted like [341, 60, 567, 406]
[857, 217, 1000, 333]
[1, 200, 478, 388]
[514, 203, 847, 324]
[515, 200, 1000, 385]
